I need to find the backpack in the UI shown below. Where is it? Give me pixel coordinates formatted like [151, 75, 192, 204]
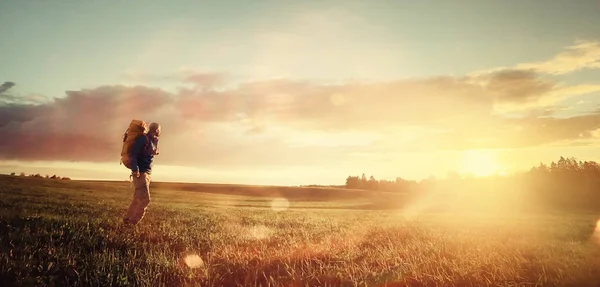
[120, 119, 149, 169]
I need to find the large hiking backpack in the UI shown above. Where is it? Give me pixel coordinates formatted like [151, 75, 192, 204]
[120, 119, 148, 169]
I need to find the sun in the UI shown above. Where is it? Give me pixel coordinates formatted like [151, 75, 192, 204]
[458, 149, 504, 177]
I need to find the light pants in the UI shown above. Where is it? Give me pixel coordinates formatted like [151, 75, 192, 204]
[124, 172, 151, 224]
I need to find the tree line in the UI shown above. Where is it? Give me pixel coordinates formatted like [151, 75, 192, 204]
[345, 156, 600, 212]
[10, 172, 71, 180]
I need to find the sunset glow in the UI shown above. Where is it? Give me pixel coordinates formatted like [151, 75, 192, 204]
[1, 1, 600, 185]
[459, 150, 504, 177]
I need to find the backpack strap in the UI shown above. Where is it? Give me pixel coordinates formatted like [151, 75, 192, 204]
[144, 134, 150, 149]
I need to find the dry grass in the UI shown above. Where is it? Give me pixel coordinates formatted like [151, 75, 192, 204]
[1, 175, 600, 286]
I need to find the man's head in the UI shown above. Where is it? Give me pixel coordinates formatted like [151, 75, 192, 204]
[148, 122, 161, 137]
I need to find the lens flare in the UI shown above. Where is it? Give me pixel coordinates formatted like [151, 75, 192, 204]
[247, 225, 272, 240]
[592, 219, 600, 245]
[270, 197, 290, 212]
[183, 254, 204, 269]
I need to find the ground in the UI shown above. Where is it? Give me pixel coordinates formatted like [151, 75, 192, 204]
[1, 175, 600, 286]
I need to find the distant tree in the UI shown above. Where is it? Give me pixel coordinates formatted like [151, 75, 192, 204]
[345, 176, 361, 189]
[550, 161, 558, 172]
[34, 173, 42, 178]
[343, 156, 600, 211]
[10, 172, 15, 176]
[19, 172, 26, 177]
[62, 177, 71, 180]
[533, 162, 550, 173]
[583, 161, 600, 177]
[361, 173, 368, 188]
[51, 175, 58, 179]
[366, 175, 379, 190]
[45, 175, 50, 179]
[446, 171, 461, 181]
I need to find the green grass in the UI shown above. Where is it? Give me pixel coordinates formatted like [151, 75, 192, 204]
[1, 175, 600, 286]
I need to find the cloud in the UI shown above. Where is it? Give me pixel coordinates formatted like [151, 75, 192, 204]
[0, 81, 15, 94]
[183, 72, 228, 88]
[0, 104, 46, 128]
[480, 69, 556, 103]
[475, 71, 600, 112]
[473, 40, 600, 77]
[463, 41, 600, 110]
[121, 69, 230, 88]
[0, 76, 598, 166]
[468, 49, 600, 111]
[427, 113, 600, 151]
[0, 85, 179, 162]
[2, 41, 600, 166]
[514, 40, 600, 75]
[1, 93, 51, 105]
[121, 70, 182, 83]
[0, 82, 53, 105]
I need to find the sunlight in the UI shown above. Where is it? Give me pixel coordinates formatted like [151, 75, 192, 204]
[285, 131, 381, 148]
[458, 149, 504, 177]
[247, 225, 272, 240]
[330, 93, 346, 106]
[183, 254, 204, 269]
[270, 197, 290, 212]
[592, 219, 600, 245]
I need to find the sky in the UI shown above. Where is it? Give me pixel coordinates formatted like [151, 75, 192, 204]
[1, 0, 600, 185]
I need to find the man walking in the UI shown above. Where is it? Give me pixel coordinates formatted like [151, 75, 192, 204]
[123, 121, 161, 225]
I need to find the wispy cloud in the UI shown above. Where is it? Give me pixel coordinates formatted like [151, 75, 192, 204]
[467, 40, 600, 111]
[514, 40, 600, 75]
[0, 82, 52, 105]
[472, 40, 600, 76]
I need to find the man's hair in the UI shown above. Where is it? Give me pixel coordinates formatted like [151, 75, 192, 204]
[149, 122, 161, 137]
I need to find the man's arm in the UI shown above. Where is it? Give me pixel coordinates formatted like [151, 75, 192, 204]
[128, 135, 146, 173]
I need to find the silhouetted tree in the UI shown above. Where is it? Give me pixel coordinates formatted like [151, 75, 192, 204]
[343, 156, 600, 212]
[345, 176, 361, 189]
[366, 175, 379, 190]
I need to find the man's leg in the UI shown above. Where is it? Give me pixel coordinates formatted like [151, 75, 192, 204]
[123, 189, 139, 224]
[129, 173, 151, 224]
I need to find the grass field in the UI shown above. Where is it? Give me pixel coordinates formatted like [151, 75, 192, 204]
[2, 174, 600, 286]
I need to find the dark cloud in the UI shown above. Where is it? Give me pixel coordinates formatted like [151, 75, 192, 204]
[504, 114, 600, 147]
[0, 104, 47, 128]
[482, 69, 556, 103]
[0, 82, 15, 94]
[0, 85, 177, 162]
[0, 131, 115, 162]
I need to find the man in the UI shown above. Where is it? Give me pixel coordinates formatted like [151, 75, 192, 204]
[123, 122, 161, 225]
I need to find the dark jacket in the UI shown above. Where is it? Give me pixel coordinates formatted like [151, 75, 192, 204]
[128, 133, 158, 174]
